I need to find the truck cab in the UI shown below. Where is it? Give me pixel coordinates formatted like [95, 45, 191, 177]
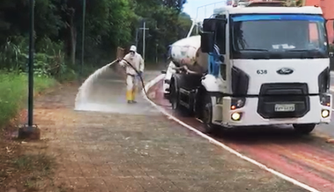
[164, 5, 333, 134]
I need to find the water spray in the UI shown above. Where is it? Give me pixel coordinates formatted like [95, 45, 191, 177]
[74, 60, 118, 110]
[74, 58, 170, 111]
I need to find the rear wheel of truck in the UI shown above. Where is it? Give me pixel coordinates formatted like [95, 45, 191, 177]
[202, 94, 218, 134]
[170, 80, 190, 116]
[293, 124, 316, 135]
[170, 81, 179, 110]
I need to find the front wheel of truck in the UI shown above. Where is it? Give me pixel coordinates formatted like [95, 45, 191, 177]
[293, 124, 316, 135]
[202, 94, 219, 134]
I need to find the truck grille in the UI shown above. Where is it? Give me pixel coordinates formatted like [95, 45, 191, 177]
[257, 83, 310, 119]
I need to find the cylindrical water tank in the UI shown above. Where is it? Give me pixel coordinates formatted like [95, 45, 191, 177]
[169, 35, 208, 73]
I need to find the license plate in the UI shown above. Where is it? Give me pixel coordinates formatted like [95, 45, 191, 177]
[274, 104, 295, 112]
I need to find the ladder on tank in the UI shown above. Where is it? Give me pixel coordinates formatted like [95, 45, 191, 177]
[186, 1, 227, 38]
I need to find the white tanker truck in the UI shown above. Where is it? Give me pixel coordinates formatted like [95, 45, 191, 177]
[161, 4, 333, 134]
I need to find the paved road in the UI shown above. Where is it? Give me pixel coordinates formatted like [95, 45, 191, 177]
[148, 76, 334, 192]
[75, 68, 160, 115]
[30, 67, 310, 191]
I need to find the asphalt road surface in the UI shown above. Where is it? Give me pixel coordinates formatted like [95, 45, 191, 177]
[147, 74, 334, 192]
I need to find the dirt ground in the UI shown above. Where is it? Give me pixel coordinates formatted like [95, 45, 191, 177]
[1, 69, 309, 192]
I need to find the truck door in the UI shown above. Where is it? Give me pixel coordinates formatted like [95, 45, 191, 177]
[215, 15, 229, 93]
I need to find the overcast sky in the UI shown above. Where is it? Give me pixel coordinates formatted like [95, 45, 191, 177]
[183, 0, 228, 21]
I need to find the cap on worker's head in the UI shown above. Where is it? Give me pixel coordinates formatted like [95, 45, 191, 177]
[129, 45, 137, 52]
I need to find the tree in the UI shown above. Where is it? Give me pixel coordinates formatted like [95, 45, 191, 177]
[0, 0, 192, 70]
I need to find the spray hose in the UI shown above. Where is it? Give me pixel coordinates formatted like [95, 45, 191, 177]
[118, 59, 170, 107]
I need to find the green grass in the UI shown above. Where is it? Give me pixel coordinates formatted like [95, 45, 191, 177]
[0, 72, 56, 128]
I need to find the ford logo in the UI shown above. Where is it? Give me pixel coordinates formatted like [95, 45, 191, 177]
[277, 67, 293, 75]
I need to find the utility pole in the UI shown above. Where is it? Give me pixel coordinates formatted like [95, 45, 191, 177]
[139, 20, 149, 60]
[135, 28, 139, 48]
[18, 0, 39, 139]
[143, 21, 146, 60]
[27, 0, 34, 128]
[80, 0, 86, 80]
[155, 43, 158, 64]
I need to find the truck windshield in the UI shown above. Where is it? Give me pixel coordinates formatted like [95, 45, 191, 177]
[231, 14, 329, 59]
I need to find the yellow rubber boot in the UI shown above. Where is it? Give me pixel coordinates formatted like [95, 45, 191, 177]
[132, 87, 137, 103]
[126, 90, 133, 103]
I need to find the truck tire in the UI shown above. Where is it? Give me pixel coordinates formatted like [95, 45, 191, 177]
[202, 94, 218, 134]
[170, 80, 190, 116]
[293, 124, 316, 135]
[170, 80, 180, 110]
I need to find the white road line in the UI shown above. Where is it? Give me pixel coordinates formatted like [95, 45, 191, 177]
[142, 74, 320, 192]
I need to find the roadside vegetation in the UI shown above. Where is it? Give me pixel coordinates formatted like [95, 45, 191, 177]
[0, 36, 64, 129]
[0, 0, 192, 190]
[0, 0, 193, 129]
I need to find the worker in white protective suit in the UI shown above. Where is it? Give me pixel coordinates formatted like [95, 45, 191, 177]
[118, 45, 144, 103]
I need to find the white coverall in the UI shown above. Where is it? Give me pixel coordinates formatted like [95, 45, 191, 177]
[119, 50, 144, 102]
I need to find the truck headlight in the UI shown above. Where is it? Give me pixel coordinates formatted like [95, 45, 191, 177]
[319, 94, 331, 107]
[321, 109, 330, 118]
[231, 112, 242, 121]
[231, 97, 245, 110]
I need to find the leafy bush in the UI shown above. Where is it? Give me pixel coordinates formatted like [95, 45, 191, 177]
[0, 36, 28, 71]
[0, 72, 55, 127]
[0, 36, 75, 80]
[0, 36, 80, 128]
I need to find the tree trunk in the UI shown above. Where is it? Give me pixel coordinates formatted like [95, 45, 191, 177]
[69, 12, 76, 66]
[70, 25, 77, 65]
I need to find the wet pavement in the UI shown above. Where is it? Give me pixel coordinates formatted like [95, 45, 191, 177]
[148, 76, 334, 192]
[30, 67, 309, 192]
[75, 68, 160, 115]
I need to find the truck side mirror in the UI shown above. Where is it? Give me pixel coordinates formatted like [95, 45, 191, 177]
[203, 18, 226, 32]
[200, 32, 214, 53]
[203, 19, 217, 32]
